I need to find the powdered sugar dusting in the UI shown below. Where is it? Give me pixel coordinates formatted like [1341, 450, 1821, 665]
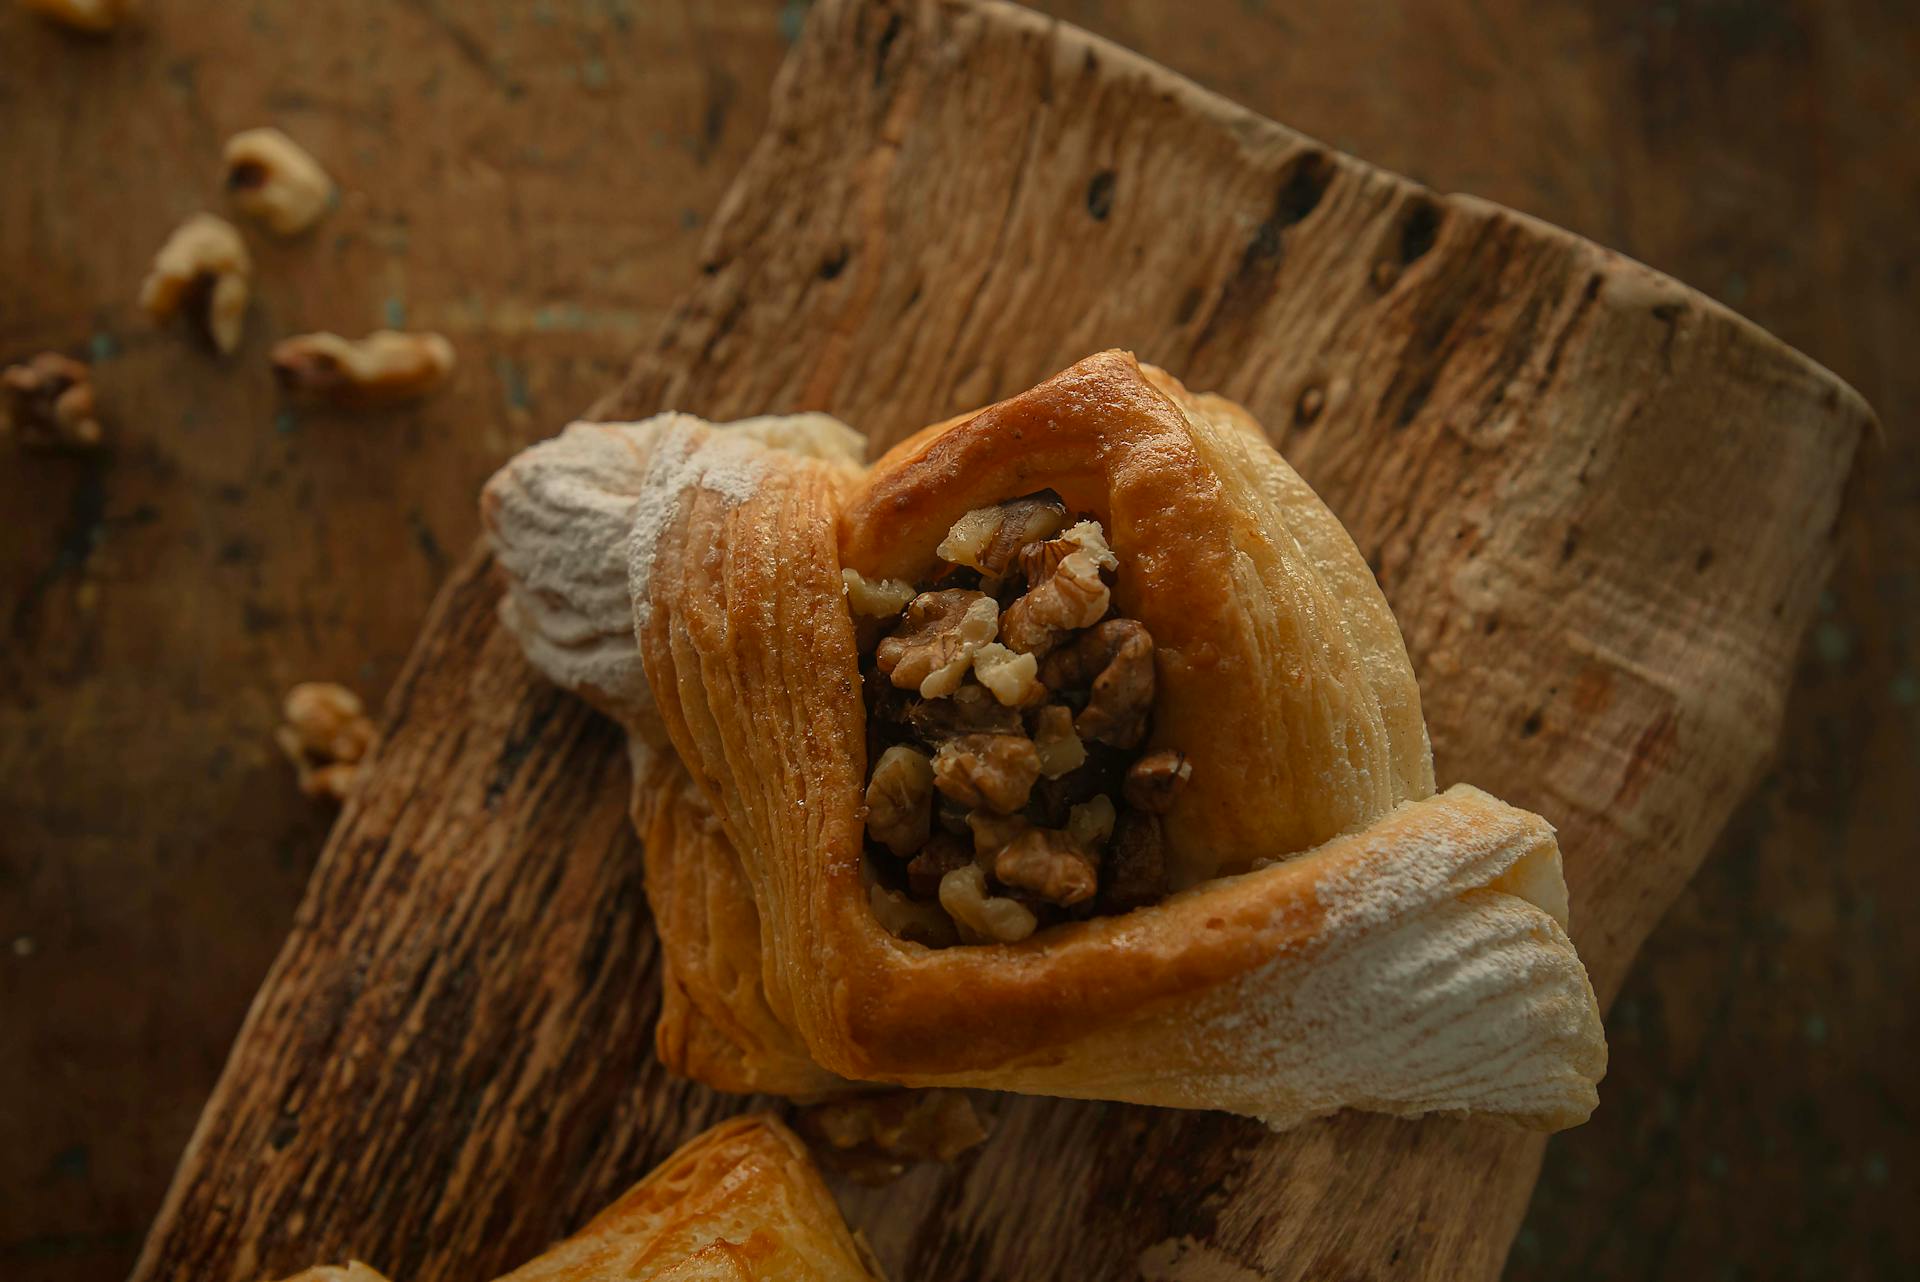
[1190, 789, 1600, 1126]
[484, 409, 851, 725]
[483, 417, 676, 727]
[627, 421, 770, 632]
[904, 789, 1602, 1128]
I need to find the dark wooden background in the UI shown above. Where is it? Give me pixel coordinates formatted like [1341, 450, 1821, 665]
[0, 2, 1911, 1280]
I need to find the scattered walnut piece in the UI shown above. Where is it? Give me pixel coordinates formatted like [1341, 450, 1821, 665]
[869, 882, 958, 947]
[797, 1090, 989, 1185]
[992, 826, 1097, 906]
[271, 331, 455, 408]
[1030, 704, 1086, 779]
[275, 682, 375, 803]
[970, 642, 1043, 707]
[1101, 811, 1168, 912]
[21, 0, 130, 32]
[842, 567, 916, 618]
[906, 682, 1023, 739]
[1124, 749, 1193, 813]
[139, 213, 251, 355]
[1067, 794, 1116, 850]
[865, 744, 934, 857]
[1001, 521, 1116, 656]
[1041, 618, 1155, 748]
[938, 864, 1037, 944]
[906, 832, 973, 898]
[2, 353, 103, 450]
[875, 590, 999, 697]
[223, 127, 335, 236]
[937, 494, 1069, 577]
[931, 733, 1040, 813]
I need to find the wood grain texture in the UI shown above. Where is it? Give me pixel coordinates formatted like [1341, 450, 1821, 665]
[119, 3, 1872, 1280]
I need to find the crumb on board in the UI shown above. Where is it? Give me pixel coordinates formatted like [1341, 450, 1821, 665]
[270, 331, 456, 408]
[139, 213, 251, 355]
[223, 128, 335, 236]
[795, 1090, 989, 1185]
[2, 352, 104, 450]
[21, 0, 132, 33]
[275, 682, 375, 803]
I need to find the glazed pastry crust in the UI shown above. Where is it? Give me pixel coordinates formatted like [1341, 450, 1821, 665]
[483, 351, 1607, 1131]
[271, 1115, 884, 1282]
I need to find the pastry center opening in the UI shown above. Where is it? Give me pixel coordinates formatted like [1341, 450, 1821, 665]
[846, 491, 1191, 947]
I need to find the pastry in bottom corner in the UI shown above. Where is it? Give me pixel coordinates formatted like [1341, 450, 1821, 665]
[272, 1114, 885, 1282]
[482, 350, 1608, 1130]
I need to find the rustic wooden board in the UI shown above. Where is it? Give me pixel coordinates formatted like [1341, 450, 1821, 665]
[126, 2, 1872, 1280]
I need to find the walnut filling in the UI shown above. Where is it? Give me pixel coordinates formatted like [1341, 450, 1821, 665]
[856, 495, 1191, 945]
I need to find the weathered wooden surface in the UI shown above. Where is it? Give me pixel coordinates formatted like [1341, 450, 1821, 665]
[4, 1, 1914, 1281]
[112, 1, 1877, 1279]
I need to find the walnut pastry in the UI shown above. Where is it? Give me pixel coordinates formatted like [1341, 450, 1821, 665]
[482, 352, 1607, 1130]
[269, 1115, 885, 1282]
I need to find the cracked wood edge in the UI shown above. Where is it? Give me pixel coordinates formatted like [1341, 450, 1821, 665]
[133, 2, 1873, 1281]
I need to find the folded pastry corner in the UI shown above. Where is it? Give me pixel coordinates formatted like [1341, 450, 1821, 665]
[270, 1114, 885, 1282]
[482, 350, 1607, 1132]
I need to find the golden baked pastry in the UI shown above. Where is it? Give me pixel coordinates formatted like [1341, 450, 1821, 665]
[482, 351, 1607, 1129]
[272, 1114, 884, 1282]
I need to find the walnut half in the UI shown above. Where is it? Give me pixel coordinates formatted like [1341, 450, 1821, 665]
[875, 590, 999, 698]
[2, 353, 103, 450]
[937, 494, 1068, 577]
[931, 733, 1040, 813]
[939, 864, 1037, 943]
[1000, 520, 1117, 657]
[224, 128, 336, 236]
[1041, 617, 1155, 748]
[271, 331, 455, 408]
[139, 213, 251, 355]
[991, 825, 1097, 906]
[865, 744, 933, 857]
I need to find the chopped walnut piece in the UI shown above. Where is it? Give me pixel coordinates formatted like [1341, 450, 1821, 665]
[2, 353, 103, 450]
[865, 744, 934, 856]
[1016, 518, 1119, 586]
[1030, 705, 1086, 778]
[965, 808, 1028, 857]
[1067, 794, 1116, 850]
[1041, 618, 1155, 748]
[869, 882, 959, 947]
[1001, 521, 1116, 657]
[906, 832, 974, 898]
[937, 494, 1069, 577]
[906, 682, 1023, 739]
[971, 642, 1044, 707]
[271, 331, 455, 408]
[931, 733, 1040, 813]
[1124, 749, 1193, 813]
[992, 826, 1097, 906]
[1101, 811, 1168, 912]
[939, 864, 1037, 943]
[275, 682, 375, 803]
[842, 567, 917, 618]
[223, 128, 335, 236]
[875, 590, 999, 697]
[797, 1090, 989, 1185]
[140, 213, 252, 355]
[21, 0, 130, 32]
